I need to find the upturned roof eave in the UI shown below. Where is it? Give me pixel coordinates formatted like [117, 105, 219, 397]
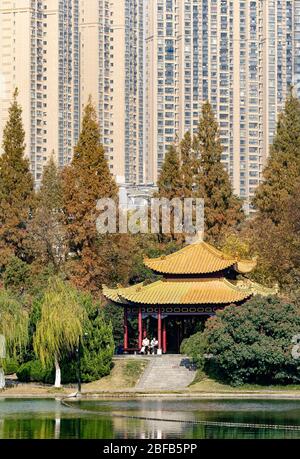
[144, 241, 257, 276]
[103, 279, 254, 306]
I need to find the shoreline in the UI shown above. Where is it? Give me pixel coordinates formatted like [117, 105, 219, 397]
[2, 389, 300, 400]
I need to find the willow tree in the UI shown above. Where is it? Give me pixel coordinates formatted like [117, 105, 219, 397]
[0, 290, 28, 389]
[34, 277, 85, 388]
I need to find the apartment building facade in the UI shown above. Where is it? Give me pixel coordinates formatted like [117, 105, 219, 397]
[1, 1, 300, 206]
[79, 0, 145, 185]
[0, 0, 79, 183]
[144, 0, 300, 210]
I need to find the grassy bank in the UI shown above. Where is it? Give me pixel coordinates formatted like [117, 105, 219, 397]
[82, 359, 148, 392]
[0, 359, 148, 397]
[188, 371, 300, 393]
[2, 361, 300, 398]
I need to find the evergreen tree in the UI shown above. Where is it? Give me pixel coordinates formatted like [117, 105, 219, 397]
[81, 312, 113, 380]
[195, 101, 244, 245]
[30, 155, 66, 272]
[103, 301, 124, 348]
[61, 295, 114, 383]
[204, 296, 300, 385]
[253, 90, 300, 223]
[0, 89, 34, 265]
[3, 256, 32, 294]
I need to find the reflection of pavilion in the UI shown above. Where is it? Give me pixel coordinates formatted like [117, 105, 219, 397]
[103, 240, 276, 354]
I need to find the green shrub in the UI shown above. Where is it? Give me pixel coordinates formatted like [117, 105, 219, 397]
[180, 332, 208, 371]
[204, 296, 300, 386]
[17, 360, 54, 384]
[103, 302, 124, 348]
[60, 295, 114, 384]
[3, 358, 19, 375]
[3, 256, 32, 293]
[81, 317, 114, 382]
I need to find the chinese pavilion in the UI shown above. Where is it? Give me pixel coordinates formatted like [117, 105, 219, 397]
[103, 240, 276, 354]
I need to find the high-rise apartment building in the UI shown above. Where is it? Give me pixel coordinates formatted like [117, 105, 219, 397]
[79, 0, 145, 185]
[145, 0, 203, 183]
[1, 0, 299, 205]
[0, 0, 79, 183]
[295, 0, 300, 92]
[144, 0, 300, 211]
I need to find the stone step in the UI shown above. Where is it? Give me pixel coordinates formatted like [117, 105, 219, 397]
[135, 355, 196, 391]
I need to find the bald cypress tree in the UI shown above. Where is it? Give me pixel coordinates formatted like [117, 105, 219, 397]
[62, 97, 136, 291]
[62, 97, 118, 255]
[156, 144, 183, 200]
[0, 89, 34, 265]
[154, 145, 184, 243]
[180, 131, 196, 197]
[195, 101, 244, 245]
[253, 90, 300, 223]
[30, 155, 66, 271]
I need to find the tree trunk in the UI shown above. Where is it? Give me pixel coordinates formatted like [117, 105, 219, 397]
[0, 367, 5, 389]
[54, 356, 61, 388]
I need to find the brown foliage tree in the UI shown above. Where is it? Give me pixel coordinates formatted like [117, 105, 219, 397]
[249, 180, 300, 290]
[195, 101, 244, 245]
[62, 97, 136, 291]
[253, 90, 300, 223]
[29, 155, 66, 272]
[0, 89, 35, 265]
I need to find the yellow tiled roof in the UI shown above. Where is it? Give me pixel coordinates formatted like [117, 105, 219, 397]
[235, 279, 279, 296]
[144, 241, 257, 275]
[103, 279, 254, 305]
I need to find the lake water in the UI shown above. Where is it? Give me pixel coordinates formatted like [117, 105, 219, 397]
[0, 398, 300, 439]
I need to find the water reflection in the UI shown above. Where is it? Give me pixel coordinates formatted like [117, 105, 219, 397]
[0, 398, 300, 439]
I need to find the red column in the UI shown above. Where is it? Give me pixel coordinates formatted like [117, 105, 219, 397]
[162, 318, 167, 354]
[138, 307, 143, 350]
[124, 307, 128, 352]
[158, 308, 162, 351]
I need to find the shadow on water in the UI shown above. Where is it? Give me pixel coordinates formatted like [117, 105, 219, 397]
[1, 398, 300, 439]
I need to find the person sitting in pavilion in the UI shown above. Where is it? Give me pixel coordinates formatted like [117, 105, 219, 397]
[140, 336, 150, 355]
[150, 337, 158, 355]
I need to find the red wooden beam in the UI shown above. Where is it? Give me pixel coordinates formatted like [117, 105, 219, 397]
[138, 307, 143, 350]
[124, 306, 128, 351]
[163, 318, 167, 354]
[158, 308, 162, 352]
